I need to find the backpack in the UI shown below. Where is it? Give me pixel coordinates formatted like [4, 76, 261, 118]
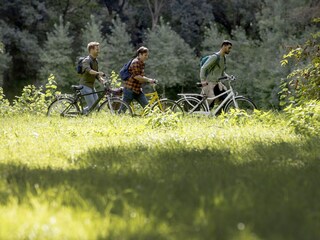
[199, 53, 220, 67]
[119, 59, 133, 81]
[76, 56, 93, 74]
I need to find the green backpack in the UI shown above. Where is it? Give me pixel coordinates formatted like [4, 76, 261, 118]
[199, 53, 220, 67]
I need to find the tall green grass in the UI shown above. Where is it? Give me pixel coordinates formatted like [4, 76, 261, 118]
[0, 113, 319, 239]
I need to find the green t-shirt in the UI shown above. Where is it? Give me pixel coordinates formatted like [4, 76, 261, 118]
[200, 53, 226, 82]
[79, 55, 99, 89]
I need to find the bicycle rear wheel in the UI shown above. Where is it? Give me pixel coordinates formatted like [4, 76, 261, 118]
[176, 97, 207, 114]
[47, 98, 80, 117]
[151, 99, 184, 115]
[224, 96, 257, 114]
[98, 98, 133, 116]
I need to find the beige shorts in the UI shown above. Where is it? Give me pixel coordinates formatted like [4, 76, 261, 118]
[201, 82, 227, 105]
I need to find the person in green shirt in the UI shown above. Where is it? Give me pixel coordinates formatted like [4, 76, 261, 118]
[79, 42, 106, 113]
[200, 40, 232, 108]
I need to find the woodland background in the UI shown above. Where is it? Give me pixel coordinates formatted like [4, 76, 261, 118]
[0, 0, 319, 109]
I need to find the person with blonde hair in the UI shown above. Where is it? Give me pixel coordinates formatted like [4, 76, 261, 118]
[79, 41, 106, 113]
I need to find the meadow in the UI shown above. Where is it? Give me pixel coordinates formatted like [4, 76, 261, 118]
[0, 111, 319, 240]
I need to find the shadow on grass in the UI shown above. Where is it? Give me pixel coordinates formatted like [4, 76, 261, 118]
[1, 137, 320, 240]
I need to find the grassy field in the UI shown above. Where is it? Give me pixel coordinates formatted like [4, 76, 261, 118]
[0, 113, 319, 240]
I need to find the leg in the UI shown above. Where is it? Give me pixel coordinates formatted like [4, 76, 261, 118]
[202, 82, 215, 107]
[80, 85, 97, 113]
[134, 92, 148, 108]
[121, 88, 134, 112]
[214, 83, 227, 102]
[122, 88, 134, 105]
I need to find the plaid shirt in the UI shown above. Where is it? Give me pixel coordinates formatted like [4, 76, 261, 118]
[124, 58, 145, 93]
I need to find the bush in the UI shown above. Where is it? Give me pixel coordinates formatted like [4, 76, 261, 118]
[280, 18, 320, 106]
[0, 87, 11, 116]
[0, 74, 60, 116]
[284, 100, 320, 136]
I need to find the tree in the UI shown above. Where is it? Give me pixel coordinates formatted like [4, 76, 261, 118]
[105, 16, 134, 76]
[145, 0, 167, 30]
[78, 14, 111, 90]
[0, 1, 46, 100]
[39, 16, 75, 89]
[80, 15, 108, 55]
[280, 18, 320, 105]
[200, 24, 229, 56]
[0, 39, 11, 87]
[254, 0, 313, 109]
[227, 27, 256, 95]
[146, 19, 197, 97]
[170, 0, 213, 51]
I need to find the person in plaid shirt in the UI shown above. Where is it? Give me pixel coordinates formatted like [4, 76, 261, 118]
[122, 46, 156, 108]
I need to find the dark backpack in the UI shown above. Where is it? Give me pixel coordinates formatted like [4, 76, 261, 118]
[76, 56, 93, 74]
[119, 59, 133, 81]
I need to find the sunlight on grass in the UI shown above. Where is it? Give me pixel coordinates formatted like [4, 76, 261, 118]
[1, 113, 320, 239]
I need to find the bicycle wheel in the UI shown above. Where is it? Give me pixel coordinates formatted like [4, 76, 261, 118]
[224, 96, 257, 114]
[176, 97, 207, 114]
[98, 98, 133, 116]
[47, 98, 80, 117]
[151, 99, 184, 115]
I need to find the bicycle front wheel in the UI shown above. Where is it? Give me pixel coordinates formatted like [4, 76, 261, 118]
[98, 98, 133, 116]
[47, 98, 80, 117]
[151, 99, 184, 115]
[224, 96, 257, 114]
[176, 97, 207, 114]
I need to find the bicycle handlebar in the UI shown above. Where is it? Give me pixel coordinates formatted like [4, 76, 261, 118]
[218, 75, 236, 81]
[152, 79, 159, 85]
[101, 77, 159, 89]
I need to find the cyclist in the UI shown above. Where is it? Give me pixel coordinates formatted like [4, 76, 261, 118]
[79, 42, 106, 113]
[121, 46, 156, 108]
[200, 40, 232, 108]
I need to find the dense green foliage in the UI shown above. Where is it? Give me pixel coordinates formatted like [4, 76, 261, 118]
[1, 2, 319, 238]
[0, 0, 319, 107]
[1, 111, 320, 239]
[280, 18, 320, 106]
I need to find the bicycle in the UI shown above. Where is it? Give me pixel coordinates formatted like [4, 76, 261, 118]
[129, 81, 184, 116]
[176, 75, 257, 116]
[47, 79, 133, 117]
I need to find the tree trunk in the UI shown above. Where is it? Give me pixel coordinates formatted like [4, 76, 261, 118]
[146, 0, 165, 30]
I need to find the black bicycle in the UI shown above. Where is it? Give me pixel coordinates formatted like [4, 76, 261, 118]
[47, 79, 133, 117]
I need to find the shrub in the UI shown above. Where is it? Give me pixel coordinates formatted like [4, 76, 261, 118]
[1, 74, 60, 116]
[284, 100, 320, 136]
[0, 87, 11, 116]
[280, 18, 320, 106]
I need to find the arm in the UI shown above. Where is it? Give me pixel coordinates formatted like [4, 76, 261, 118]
[131, 61, 155, 84]
[134, 75, 155, 84]
[83, 58, 105, 83]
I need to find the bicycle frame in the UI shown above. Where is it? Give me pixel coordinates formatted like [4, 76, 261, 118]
[130, 85, 164, 115]
[178, 80, 239, 116]
[66, 83, 122, 115]
[77, 89, 106, 113]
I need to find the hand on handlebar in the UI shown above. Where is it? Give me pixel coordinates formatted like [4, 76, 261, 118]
[218, 75, 236, 81]
[101, 78, 111, 86]
[97, 71, 106, 77]
[149, 79, 158, 84]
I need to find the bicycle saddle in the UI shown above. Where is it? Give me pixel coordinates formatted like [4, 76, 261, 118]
[71, 85, 83, 91]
